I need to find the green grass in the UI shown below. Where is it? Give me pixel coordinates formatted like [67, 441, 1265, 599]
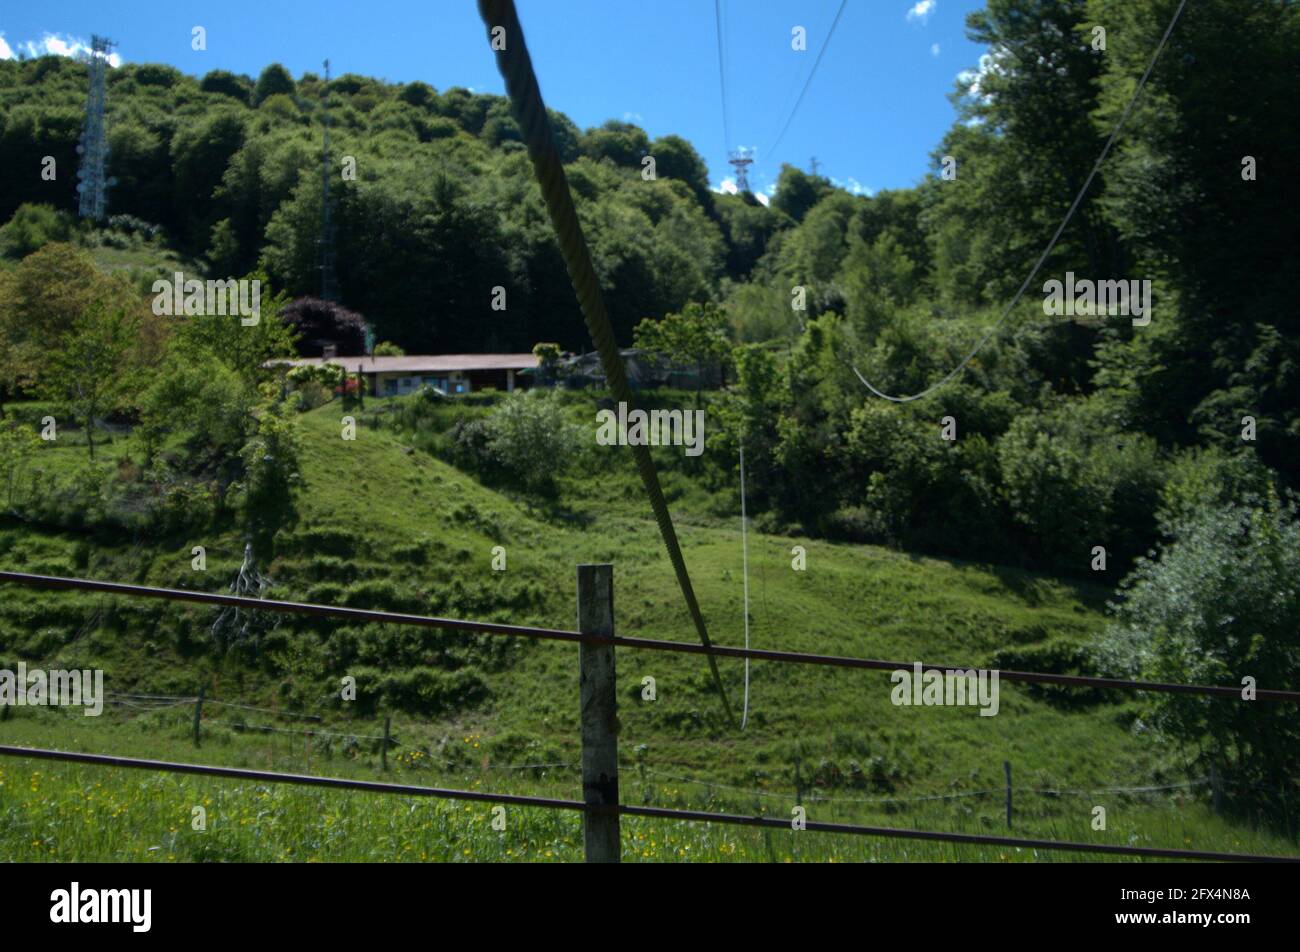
[3, 707, 1291, 862]
[1, 393, 1295, 861]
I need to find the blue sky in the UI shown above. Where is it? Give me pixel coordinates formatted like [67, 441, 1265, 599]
[1, 0, 989, 196]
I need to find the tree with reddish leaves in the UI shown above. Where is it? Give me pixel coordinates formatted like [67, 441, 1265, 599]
[281, 297, 367, 357]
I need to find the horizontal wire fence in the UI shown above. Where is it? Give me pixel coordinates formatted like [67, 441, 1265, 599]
[31, 687, 1247, 805]
[6, 571, 1298, 701]
[1, 569, 1298, 862]
[0, 742, 1292, 863]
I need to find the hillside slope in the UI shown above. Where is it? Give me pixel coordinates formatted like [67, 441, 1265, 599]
[3, 399, 1167, 802]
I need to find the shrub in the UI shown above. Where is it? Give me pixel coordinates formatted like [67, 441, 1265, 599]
[481, 391, 579, 493]
[997, 399, 1163, 572]
[1093, 494, 1300, 825]
[0, 204, 74, 259]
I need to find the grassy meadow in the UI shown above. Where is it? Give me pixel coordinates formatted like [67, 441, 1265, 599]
[1, 393, 1295, 861]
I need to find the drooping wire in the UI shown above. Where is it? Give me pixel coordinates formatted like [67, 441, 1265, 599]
[714, 0, 733, 151]
[739, 441, 751, 729]
[760, 0, 850, 165]
[849, 0, 1189, 403]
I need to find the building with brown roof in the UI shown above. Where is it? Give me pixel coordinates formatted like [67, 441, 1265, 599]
[275, 354, 539, 396]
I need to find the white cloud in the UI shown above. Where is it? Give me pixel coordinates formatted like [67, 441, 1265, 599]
[622, 111, 644, 123]
[754, 191, 770, 207]
[957, 48, 1004, 103]
[906, 1, 936, 24]
[18, 33, 121, 67]
[713, 177, 739, 196]
[0, 34, 14, 60]
[931, 43, 941, 57]
[831, 176, 874, 197]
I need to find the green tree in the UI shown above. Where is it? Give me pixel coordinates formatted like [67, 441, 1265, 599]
[0, 243, 109, 409]
[169, 274, 296, 384]
[237, 397, 301, 560]
[633, 301, 733, 399]
[39, 299, 142, 459]
[253, 63, 296, 105]
[770, 164, 833, 222]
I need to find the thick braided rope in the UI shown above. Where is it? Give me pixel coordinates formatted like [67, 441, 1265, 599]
[477, 0, 735, 725]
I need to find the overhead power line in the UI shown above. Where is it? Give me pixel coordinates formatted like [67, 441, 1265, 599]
[849, 0, 1188, 403]
[760, 0, 850, 167]
[714, 0, 732, 150]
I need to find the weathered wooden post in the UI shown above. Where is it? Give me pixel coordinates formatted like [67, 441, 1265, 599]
[1004, 760, 1013, 829]
[192, 685, 205, 748]
[382, 716, 391, 772]
[578, 564, 619, 863]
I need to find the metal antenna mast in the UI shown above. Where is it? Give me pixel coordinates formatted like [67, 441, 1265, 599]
[318, 59, 339, 301]
[728, 147, 754, 194]
[76, 35, 115, 221]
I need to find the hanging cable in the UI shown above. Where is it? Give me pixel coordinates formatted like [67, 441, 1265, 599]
[760, 0, 849, 165]
[714, 0, 733, 151]
[477, 0, 735, 725]
[739, 441, 751, 729]
[849, 0, 1188, 402]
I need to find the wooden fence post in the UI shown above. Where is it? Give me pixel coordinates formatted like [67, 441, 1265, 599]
[578, 563, 619, 863]
[382, 716, 391, 772]
[192, 685, 205, 748]
[1004, 760, 1013, 829]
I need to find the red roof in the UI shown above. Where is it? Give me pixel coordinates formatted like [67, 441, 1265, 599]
[276, 354, 539, 373]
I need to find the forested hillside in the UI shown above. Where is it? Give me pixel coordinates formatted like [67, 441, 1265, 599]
[2, 0, 1296, 567]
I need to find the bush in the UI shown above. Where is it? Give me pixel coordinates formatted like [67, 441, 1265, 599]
[291, 380, 332, 412]
[481, 391, 579, 493]
[997, 399, 1163, 572]
[840, 401, 1001, 557]
[1093, 494, 1300, 826]
[0, 204, 74, 259]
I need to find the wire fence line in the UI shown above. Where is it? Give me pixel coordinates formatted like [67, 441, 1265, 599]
[16, 689, 1239, 806]
[2, 563, 1296, 858]
[1, 743, 1293, 863]
[203, 699, 322, 721]
[642, 768, 1218, 807]
[202, 719, 388, 744]
[4, 570, 1297, 702]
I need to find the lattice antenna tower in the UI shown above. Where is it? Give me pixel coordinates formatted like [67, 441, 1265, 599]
[317, 59, 339, 301]
[76, 35, 115, 221]
[728, 147, 754, 193]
